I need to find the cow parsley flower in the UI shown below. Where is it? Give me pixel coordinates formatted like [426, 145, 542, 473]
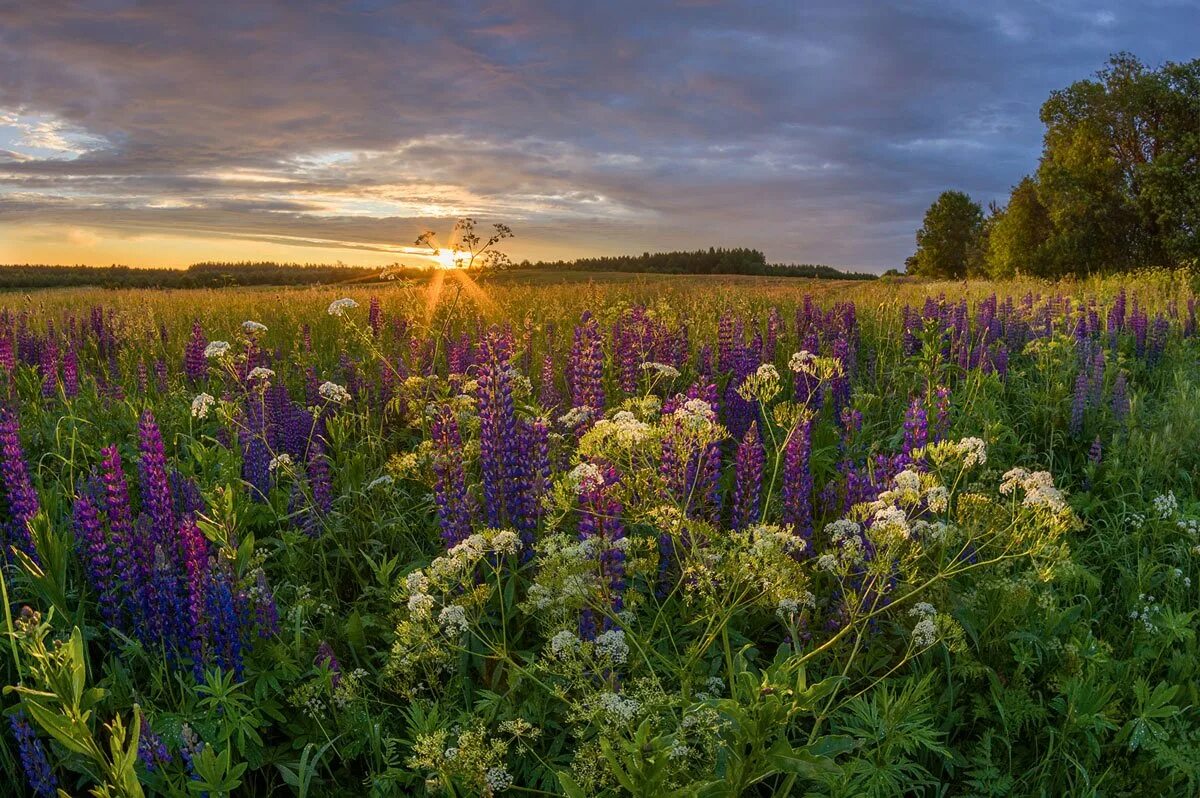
[438, 604, 469, 636]
[549, 630, 580, 657]
[246, 366, 275, 382]
[318, 381, 351, 404]
[789, 350, 817, 374]
[204, 341, 231, 359]
[738, 363, 782, 402]
[593, 629, 629, 664]
[268, 453, 293, 472]
[640, 361, 680, 379]
[912, 618, 938, 647]
[567, 462, 605, 492]
[598, 692, 640, 723]
[485, 767, 513, 793]
[191, 392, 216, 419]
[242, 320, 268, 334]
[1153, 491, 1178, 520]
[327, 297, 359, 316]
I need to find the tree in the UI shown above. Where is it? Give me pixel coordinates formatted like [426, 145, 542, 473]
[1037, 52, 1200, 273]
[986, 177, 1054, 278]
[909, 191, 984, 278]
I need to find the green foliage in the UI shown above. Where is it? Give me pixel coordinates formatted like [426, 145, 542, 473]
[909, 191, 985, 278]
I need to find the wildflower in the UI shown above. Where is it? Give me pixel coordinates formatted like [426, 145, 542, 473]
[640, 361, 680, 379]
[438, 604, 469, 636]
[955, 437, 987, 468]
[912, 618, 938, 647]
[549, 629, 580, 657]
[737, 363, 782, 402]
[246, 366, 275, 382]
[318, 381, 351, 404]
[203, 340, 231, 359]
[366, 474, 394, 490]
[491, 529, 521, 556]
[593, 628, 629, 664]
[407, 592, 435, 621]
[925, 485, 949, 513]
[788, 350, 817, 374]
[1153, 491, 1178, 520]
[8, 712, 57, 797]
[557, 405, 595, 428]
[191, 392, 216, 419]
[327, 297, 359, 316]
[567, 462, 605, 493]
[598, 692, 640, 723]
[242, 320, 267, 334]
[268, 454, 293, 472]
[485, 766, 513, 793]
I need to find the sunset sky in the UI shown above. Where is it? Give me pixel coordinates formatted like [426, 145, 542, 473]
[1, 2, 1196, 272]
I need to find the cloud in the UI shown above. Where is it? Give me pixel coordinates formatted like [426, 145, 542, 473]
[0, 0, 1196, 270]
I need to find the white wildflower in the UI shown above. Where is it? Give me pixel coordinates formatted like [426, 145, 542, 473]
[788, 350, 817, 374]
[268, 453, 293, 472]
[246, 366, 275, 382]
[242, 320, 267, 334]
[558, 405, 595, 428]
[318, 381, 351, 404]
[593, 629, 629, 665]
[567, 462, 605, 493]
[598, 692, 640, 723]
[485, 766, 513, 793]
[491, 529, 521, 556]
[1153, 491, 1178, 520]
[549, 630, 580, 657]
[956, 437, 987, 468]
[327, 297, 359, 316]
[925, 485, 949, 513]
[912, 618, 938, 647]
[366, 475, 394, 490]
[203, 341, 231, 359]
[438, 604, 469, 636]
[640, 361, 680, 379]
[406, 592, 434, 621]
[191, 392, 216, 419]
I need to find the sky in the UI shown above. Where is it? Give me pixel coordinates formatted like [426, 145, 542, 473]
[0, 1, 1196, 272]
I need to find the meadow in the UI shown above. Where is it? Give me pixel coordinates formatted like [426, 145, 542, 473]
[1, 269, 1199, 797]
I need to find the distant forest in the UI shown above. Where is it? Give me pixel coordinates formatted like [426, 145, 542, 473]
[0, 249, 875, 289]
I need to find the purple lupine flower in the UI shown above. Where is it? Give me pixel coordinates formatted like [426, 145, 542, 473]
[829, 335, 852, 416]
[431, 407, 472, 547]
[315, 640, 343, 688]
[1111, 371, 1130, 421]
[39, 338, 58, 399]
[250, 569, 279, 639]
[99, 445, 137, 630]
[1089, 436, 1103, 466]
[732, 421, 764, 530]
[154, 359, 169, 393]
[765, 307, 782, 362]
[184, 321, 208, 382]
[0, 334, 14, 373]
[0, 408, 40, 560]
[1147, 313, 1169, 366]
[138, 411, 176, 548]
[240, 402, 272, 501]
[1069, 371, 1088, 436]
[368, 296, 383, 336]
[577, 465, 625, 639]
[74, 485, 120, 626]
[180, 517, 210, 680]
[781, 416, 814, 551]
[305, 441, 333, 519]
[509, 418, 549, 549]
[8, 711, 57, 798]
[137, 717, 172, 774]
[902, 396, 927, 459]
[62, 345, 80, 397]
[1131, 305, 1148, 358]
[206, 565, 243, 678]
[569, 311, 605, 412]
[477, 330, 517, 529]
[538, 351, 561, 411]
[932, 385, 951, 442]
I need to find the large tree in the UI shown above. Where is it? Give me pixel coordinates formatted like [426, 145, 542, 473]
[986, 177, 1054, 278]
[909, 190, 984, 278]
[1037, 52, 1199, 273]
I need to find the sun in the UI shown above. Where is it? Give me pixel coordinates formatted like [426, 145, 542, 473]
[433, 248, 470, 269]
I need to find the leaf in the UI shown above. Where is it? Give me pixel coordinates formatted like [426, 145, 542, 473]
[556, 771, 588, 798]
[765, 739, 841, 780]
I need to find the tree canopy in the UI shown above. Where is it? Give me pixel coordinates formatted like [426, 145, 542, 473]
[910, 53, 1199, 278]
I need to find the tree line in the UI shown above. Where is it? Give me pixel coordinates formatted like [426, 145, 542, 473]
[510, 248, 876, 279]
[907, 53, 1199, 279]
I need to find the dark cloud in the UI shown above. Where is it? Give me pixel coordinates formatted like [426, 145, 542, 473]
[0, 0, 1196, 269]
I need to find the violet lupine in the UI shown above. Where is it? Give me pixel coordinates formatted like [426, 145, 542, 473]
[179, 517, 210, 680]
[509, 418, 549, 549]
[138, 411, 176, 550]
[732, 422, 764, 530]
[932, 385, 951, 442]
[538, 352, 561, 411]
[206, 565, 244, 679]
[577, 466, 626, 640]
[74, 486, 120, 626]
[183, 319, 207, 381]
[1089, 436, 1103, 466]
[569, 311, 605, 412]
[901, 396, 928, 460]
[1111, 371, 1130, 421]
[137, 718, 172, 774]
[9, 711, 57, 798]
[315, 640, 343, 688]
[1069, 371, 1088, 436]
[99, 445, 137, 629]
[1147, 313, 1169, 366]
[62, 345, 80, 397]
[305, 442, 334, 519]
[781, 416, 814, 551]
[430, 407, 472, 547]
[829, 335, 852, 416]
[477, 331, 517, 529]
[0, 334, 14, 373]
[0, 408, 40, 560]
[39, 338, 58, 398]
[368, 296, 383, 336]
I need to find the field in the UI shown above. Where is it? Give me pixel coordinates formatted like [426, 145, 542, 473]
[2, 270, 1200, 797]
